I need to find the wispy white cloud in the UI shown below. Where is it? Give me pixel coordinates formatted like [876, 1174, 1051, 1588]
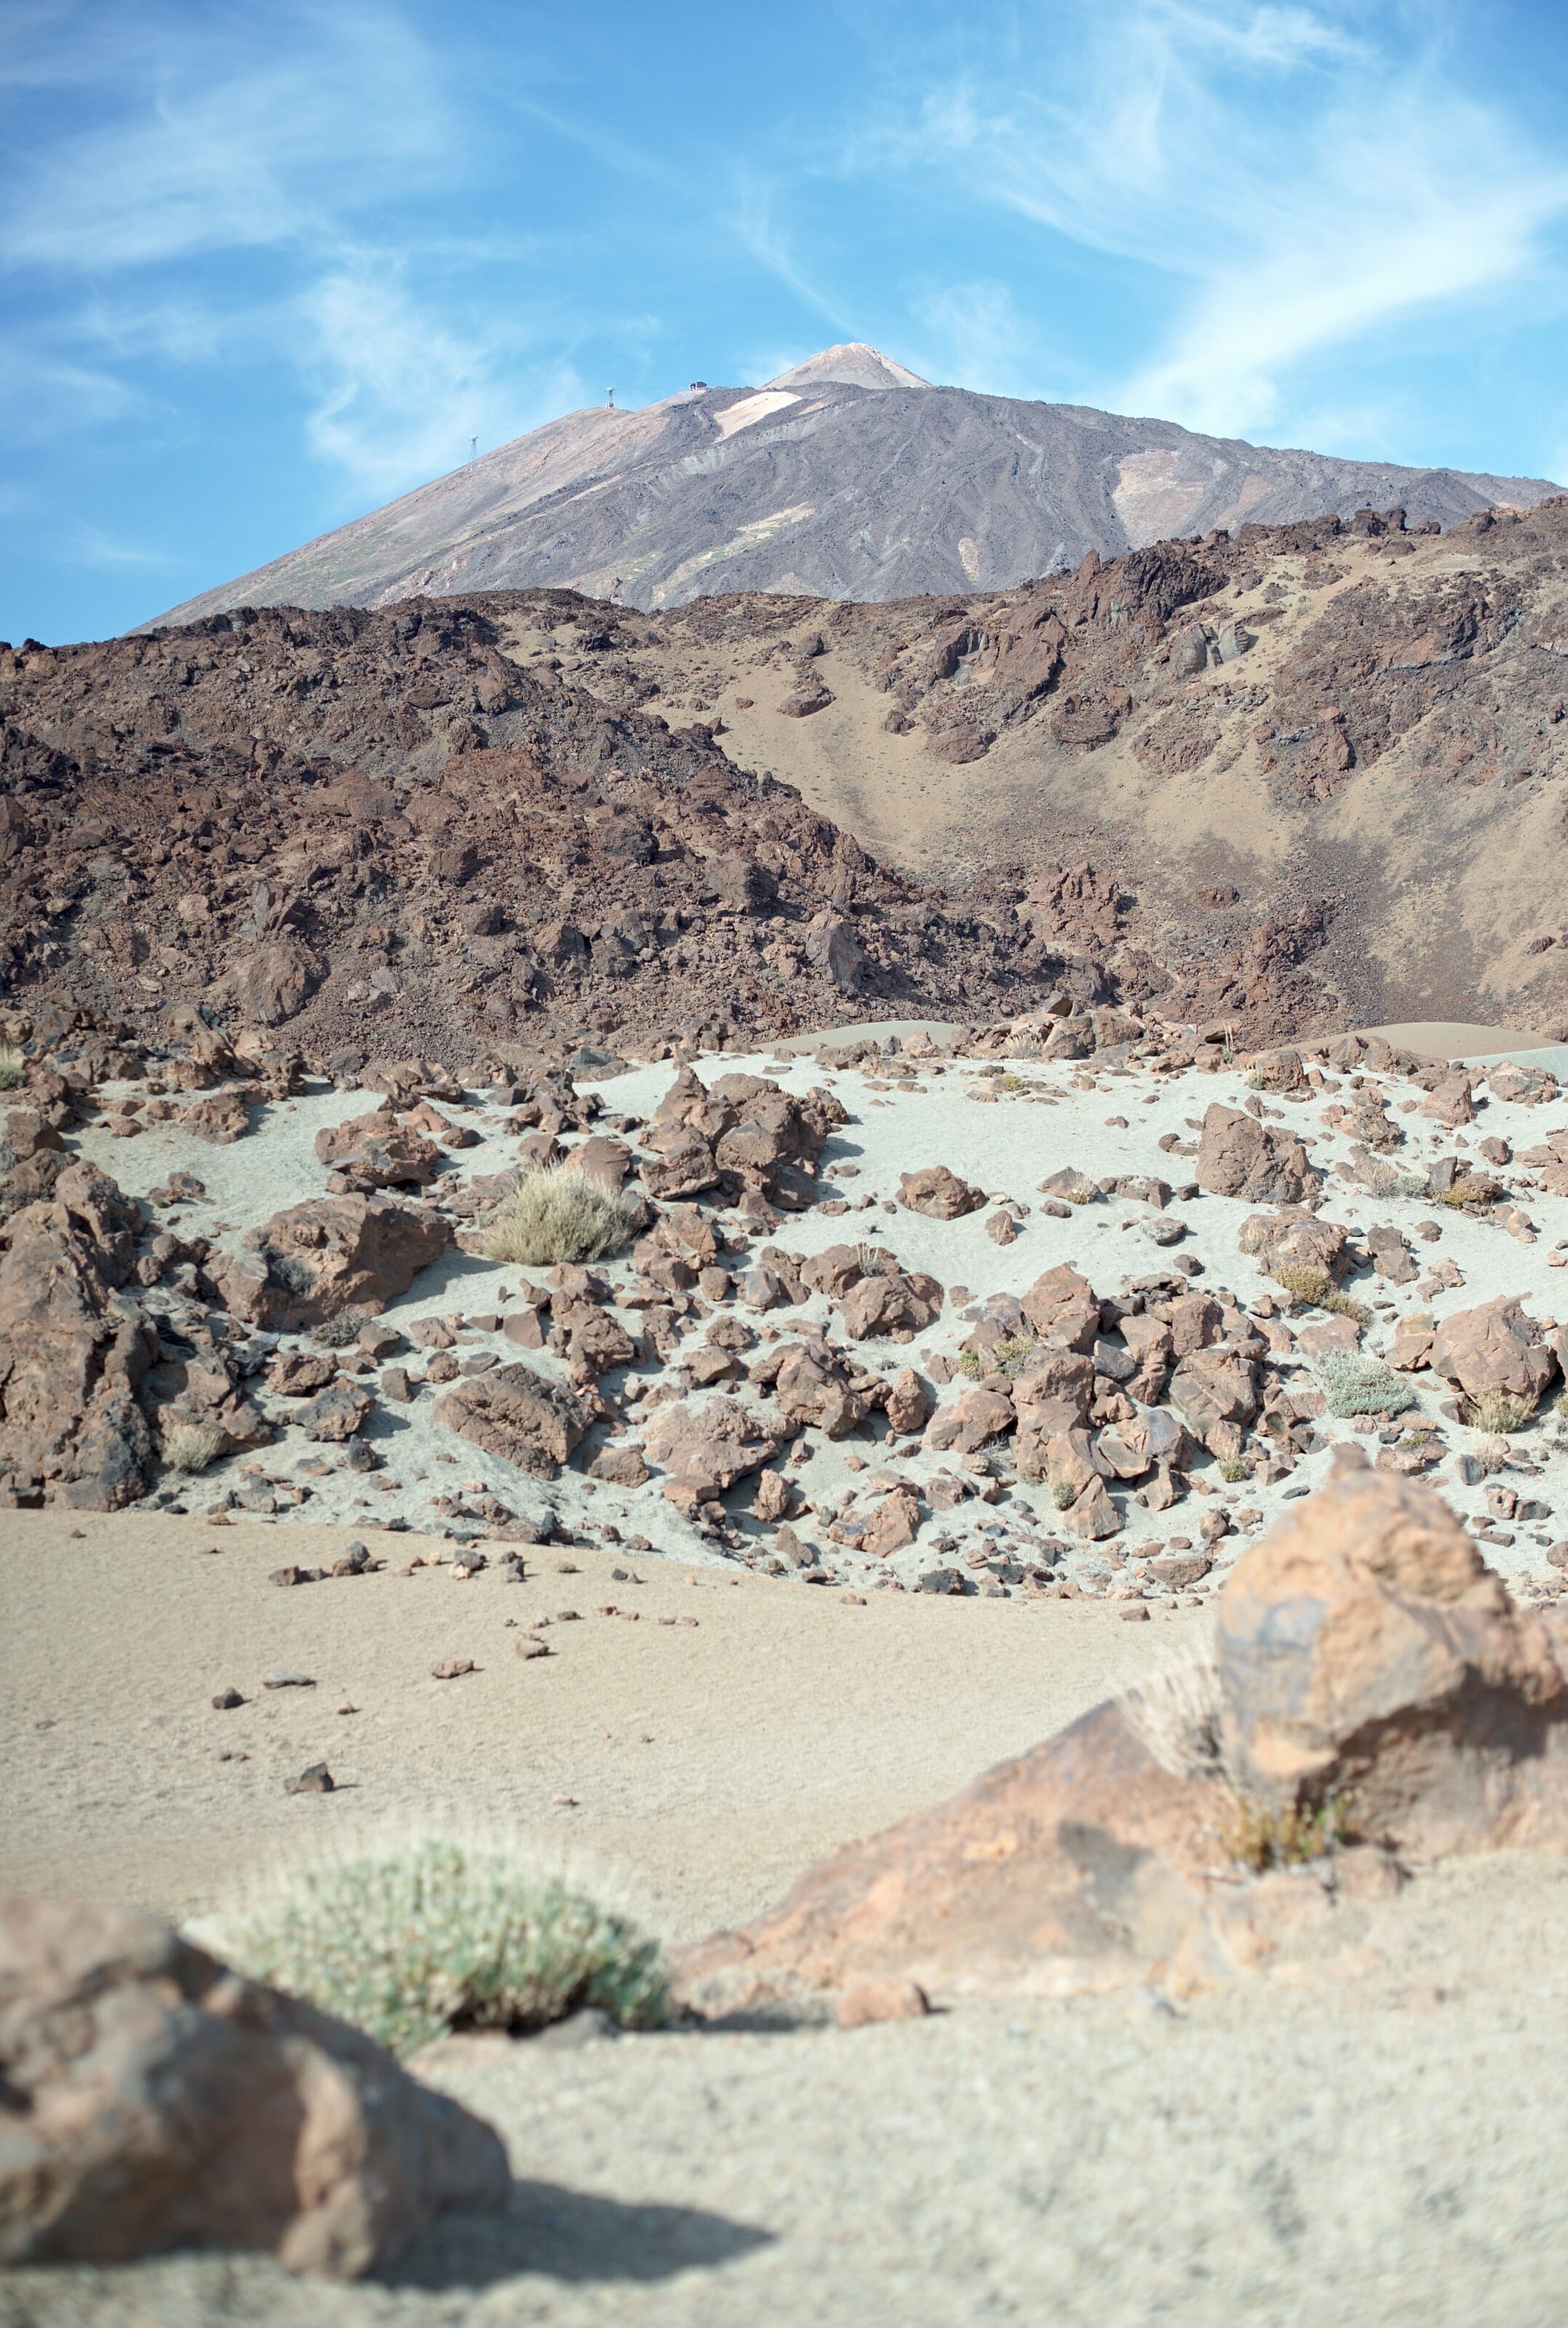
[63, 521, 176, 572]
[906, 279, 1057, 398]
[1, 3, 452, 271]
[865, 0, 1568, 439]
[297, 261, 583, 493]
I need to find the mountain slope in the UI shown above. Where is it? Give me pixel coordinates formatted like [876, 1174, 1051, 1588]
[145, 345, 1560, 628]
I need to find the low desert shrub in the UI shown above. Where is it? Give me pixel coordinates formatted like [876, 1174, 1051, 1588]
[1049, 1480, 1078, 1510]
[478, 1163, 631, 1267]
[958, 1334, 1037, 1383]
[0, 1043, 23, 1093]
[1437, 1177, 1499, 1209]
[1271, 1264, 1369, 1323]
[1354, 1156, 1428, 1199]
[229, 1839, 668, 2057]
[1221, 1793, 1350, 1873]
[1118, 1651, 1223, 1779]
[1314, 1352, 1416, 1419]
[1464, 1388, 1537, 1435]
[159, 1419, 225, 1473]
[1218, 1456, 1253, 1483]
[1058, 1172, 1100, 1205]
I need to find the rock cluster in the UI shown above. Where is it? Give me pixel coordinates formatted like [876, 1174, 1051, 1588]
[0, 601, 1121, 1063]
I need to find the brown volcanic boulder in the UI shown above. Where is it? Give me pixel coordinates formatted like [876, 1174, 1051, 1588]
[676, 1468, 1568, 2017]
[643, 1395, 789, 1502]
[314, 1110, 443, 1190]
[0, 1894, 508, 2275]
[211, 1195, 449, 1331]
[1428, 1297, 1559, 1406]
[1216, 1462, 1568, 1855]
[674, 1699, 1216, 2014]
[1197, 1104, 1319, 1203]
[0, 1163, 157, 1509]
[434, 1363, 593, 1476]
[898, 1165, 984, 1219]
[1168, 1347, 1259, 1451]
[839, 1269, 943, 1339]
[0, 1108, 63, 1174]
[756, 1341, 879, 1438]
[1237, 1210, 1351, 1283]
[212, 938, 324, 1027]
[924, 1386, 1015, 1454]
[1020, 1264, 1100, 1352]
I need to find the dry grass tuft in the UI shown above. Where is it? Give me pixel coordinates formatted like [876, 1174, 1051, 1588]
[478, 1163, 631, 1267]
[159, 1419, 225, 1473]
[1118, 1650, 1223, 1779]
[1221, 1793, 1350, 1873]
[1353, 1156, 1428, 1199]
[0, 1043, 23, 1093]
[958, 1334, 1037, 1383]
[1437, 1178, 1500, 1209]
[1271, 1264, 1369, 1323]
[1464, 1388, 1537, 1436]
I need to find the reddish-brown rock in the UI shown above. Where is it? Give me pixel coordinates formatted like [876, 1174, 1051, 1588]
[839, 1269, 943, 1339]
[314, 1112, 442, 1190]
[212, 1195, 449, 1331]
[0, 1163, 156, 1509]
[0, 1894, 507, 2275]
[643, 1395, 790, 1502]
[433, 1362, 593, 1476]
[897, 1165, 985, 1220]
[1428, 1296, 1558, 1406]
[673, 1699, 1217, 2012]
[1197, 1105, 1319, 1203]
[1168, 1346, 1259, 1451]
[924, 1386, 1015, 1454]
[1217, 1462, 1568, 1854]
[1020, 1264, 1100, 1352]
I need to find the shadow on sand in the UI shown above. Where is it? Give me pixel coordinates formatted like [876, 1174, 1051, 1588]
[383, 2180, 775, 2290]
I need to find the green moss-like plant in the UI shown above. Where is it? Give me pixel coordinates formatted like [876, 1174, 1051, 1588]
[478, 1163, 631, 1267]
[230, 1840, 668, 2057]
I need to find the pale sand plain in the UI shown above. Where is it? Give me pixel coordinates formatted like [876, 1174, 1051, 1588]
[7, 1519, 1568, 2328]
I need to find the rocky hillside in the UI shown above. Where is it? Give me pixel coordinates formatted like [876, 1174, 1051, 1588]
[480, 498, 1568, 1036]
[0, 597, 1145, 1069]
[145, 344, 1559, 626]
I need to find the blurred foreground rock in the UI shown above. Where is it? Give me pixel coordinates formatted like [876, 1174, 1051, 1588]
[0, 1896, 508, 2276]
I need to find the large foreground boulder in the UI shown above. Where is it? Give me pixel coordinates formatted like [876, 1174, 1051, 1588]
[676, 1699, 1217, 2011]
[676, 1467, 1568, 2014]
[1217, 1459, 1568, 1856]
[0, 1895, 508, 2276]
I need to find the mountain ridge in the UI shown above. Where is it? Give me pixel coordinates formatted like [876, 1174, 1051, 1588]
[143, 345, 1561, 630]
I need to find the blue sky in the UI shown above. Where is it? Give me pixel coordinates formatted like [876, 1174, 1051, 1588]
[4, 0, 1568, 645]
